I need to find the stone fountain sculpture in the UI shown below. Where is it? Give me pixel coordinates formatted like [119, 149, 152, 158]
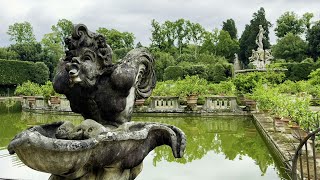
[249, 25, 274, 70]
[8, 24, 186, 180]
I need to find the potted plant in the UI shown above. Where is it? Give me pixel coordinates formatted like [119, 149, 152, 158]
[177, 76, 207, 108]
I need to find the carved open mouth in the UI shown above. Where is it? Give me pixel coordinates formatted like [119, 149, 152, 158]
[66, 63, 82, 83]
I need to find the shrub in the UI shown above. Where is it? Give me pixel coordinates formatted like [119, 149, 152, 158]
[176, 76, 208, 97]
[14, 81, 42, 96]
[163, 66, 184, 80]
[233, 72, 265, 94]
[207, 81, 236, 96]
[183, 64, 208, 80]
[176, 53, 196, 63]
[153, 51, 175, 81]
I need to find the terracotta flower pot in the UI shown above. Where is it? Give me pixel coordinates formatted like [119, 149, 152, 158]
[186, 94, 198, 105]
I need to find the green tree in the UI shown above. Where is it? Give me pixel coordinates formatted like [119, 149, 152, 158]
[0, 47, 19, 60]
[272, 33, 307, 62]
[222, 19, 237, 39]
[275, 11, 304, 38]
[186, 21, 205, 57]
[153, 51, 175, 81]
[200, 29, 219, 54]
[239, 7, 272, 66]
[175, 19, 189, 55]
[307, 21, 320, 60]
[302, 12, 314, 31]
[97, 28, 135, 50]
[51, 19, 73, 48]
[8, 42, 43, 62]
[41, 32, 64, 61]
[7, 22, 36, 44]
[150, 19, 166, 51]
[216, 30, 240, 62]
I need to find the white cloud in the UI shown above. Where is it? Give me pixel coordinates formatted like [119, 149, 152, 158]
[0, 0, 319, 47]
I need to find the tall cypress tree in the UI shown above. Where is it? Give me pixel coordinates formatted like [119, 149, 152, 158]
[239, 7, 272, 66]
[222, 19, 237, 39]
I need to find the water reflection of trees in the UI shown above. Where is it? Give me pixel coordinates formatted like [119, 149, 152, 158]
[0, 112, 83, 149]
[133, 116, 274, 176]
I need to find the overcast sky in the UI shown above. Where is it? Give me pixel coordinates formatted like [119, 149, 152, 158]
[1, 0, 320, 47]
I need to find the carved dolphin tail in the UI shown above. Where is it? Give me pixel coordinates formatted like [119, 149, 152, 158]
[120, 48, 156, 99]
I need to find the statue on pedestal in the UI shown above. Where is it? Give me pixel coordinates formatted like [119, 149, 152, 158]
[249, 25, 274, 70]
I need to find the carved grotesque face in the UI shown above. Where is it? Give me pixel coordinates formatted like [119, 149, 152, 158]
[65, 48, 102, 87]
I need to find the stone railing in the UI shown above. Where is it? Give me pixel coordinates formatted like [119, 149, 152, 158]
[203, 96, 238, 112]
[149, 96, 180, 111]
[22, 96, 71, 112]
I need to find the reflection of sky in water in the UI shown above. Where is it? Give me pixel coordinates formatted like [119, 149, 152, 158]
[138, 151, 280, 180]
[0, 149, 280, 180]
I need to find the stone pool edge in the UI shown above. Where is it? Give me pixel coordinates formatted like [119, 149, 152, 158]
[252, 113, 292, 178]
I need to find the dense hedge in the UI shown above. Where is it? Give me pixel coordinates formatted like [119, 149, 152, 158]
[0, 59, 49, 85]
[279, 62, 320, 81]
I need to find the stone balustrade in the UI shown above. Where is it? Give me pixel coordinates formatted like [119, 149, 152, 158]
[149, 96, 180, 110]
[22, 96, 71, 112]
[203, 96, 238, 112]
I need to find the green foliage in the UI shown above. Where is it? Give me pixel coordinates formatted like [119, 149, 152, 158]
[308, 68, 320, 85]
[176, 53, 196, 63]
[15, 80, 58, 99]
[32, 62, 50, 84]
[163, 66, 184, 80]
[14, 81, 42, 96]
[307, 21, 320, 60]
[97, 28, 135, 50]
[0, 47, 19, 60]
[7, 21, 36, 44]
[272, 33, 307, 62]
[153, 51, 175, 81]
[113, 48, 131, 61]
[0, 59, 49, 85]
[176, 76, 208, 97]
[233, 72, 265, 94]
[51, 19, 73, 48]
[9, 42, 43, 62]
[215, 30, 240, 62]
[207, 81, 236, 96]
[239, 7, 272, 66]
[152, 80, 178, 97]
[275, 11, 305, 38]
[280, 62, 320, 81]
[222, 19, 237, 39]
[40, 81, 57, 100]
[183, 64, 207, 80]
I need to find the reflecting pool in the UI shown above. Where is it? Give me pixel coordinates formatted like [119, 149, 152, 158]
[0, 112, 288, 179]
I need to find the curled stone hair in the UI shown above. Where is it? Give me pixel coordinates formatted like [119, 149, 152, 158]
[64, 24, 113, 68]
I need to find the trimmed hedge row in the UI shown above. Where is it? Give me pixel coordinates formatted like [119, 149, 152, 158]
[0, 59, 49, 85]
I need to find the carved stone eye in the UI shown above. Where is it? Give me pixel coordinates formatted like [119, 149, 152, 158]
[83, 55, 91, 61]
[88, 127, 93, 132]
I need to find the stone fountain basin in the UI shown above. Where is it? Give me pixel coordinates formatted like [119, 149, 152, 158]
[8, 121, 185, 177]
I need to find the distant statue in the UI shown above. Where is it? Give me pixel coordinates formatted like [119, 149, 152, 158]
[249, 25, 273, 70]
[233, 53, 241, 71]
[255, 25, 265, 50]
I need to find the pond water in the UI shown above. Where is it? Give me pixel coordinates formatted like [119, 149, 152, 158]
[0, 112, 288, 180]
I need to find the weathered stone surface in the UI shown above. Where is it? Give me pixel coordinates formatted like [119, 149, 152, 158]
[8, 23, 186, 180]
[8, 121, 186, 179]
